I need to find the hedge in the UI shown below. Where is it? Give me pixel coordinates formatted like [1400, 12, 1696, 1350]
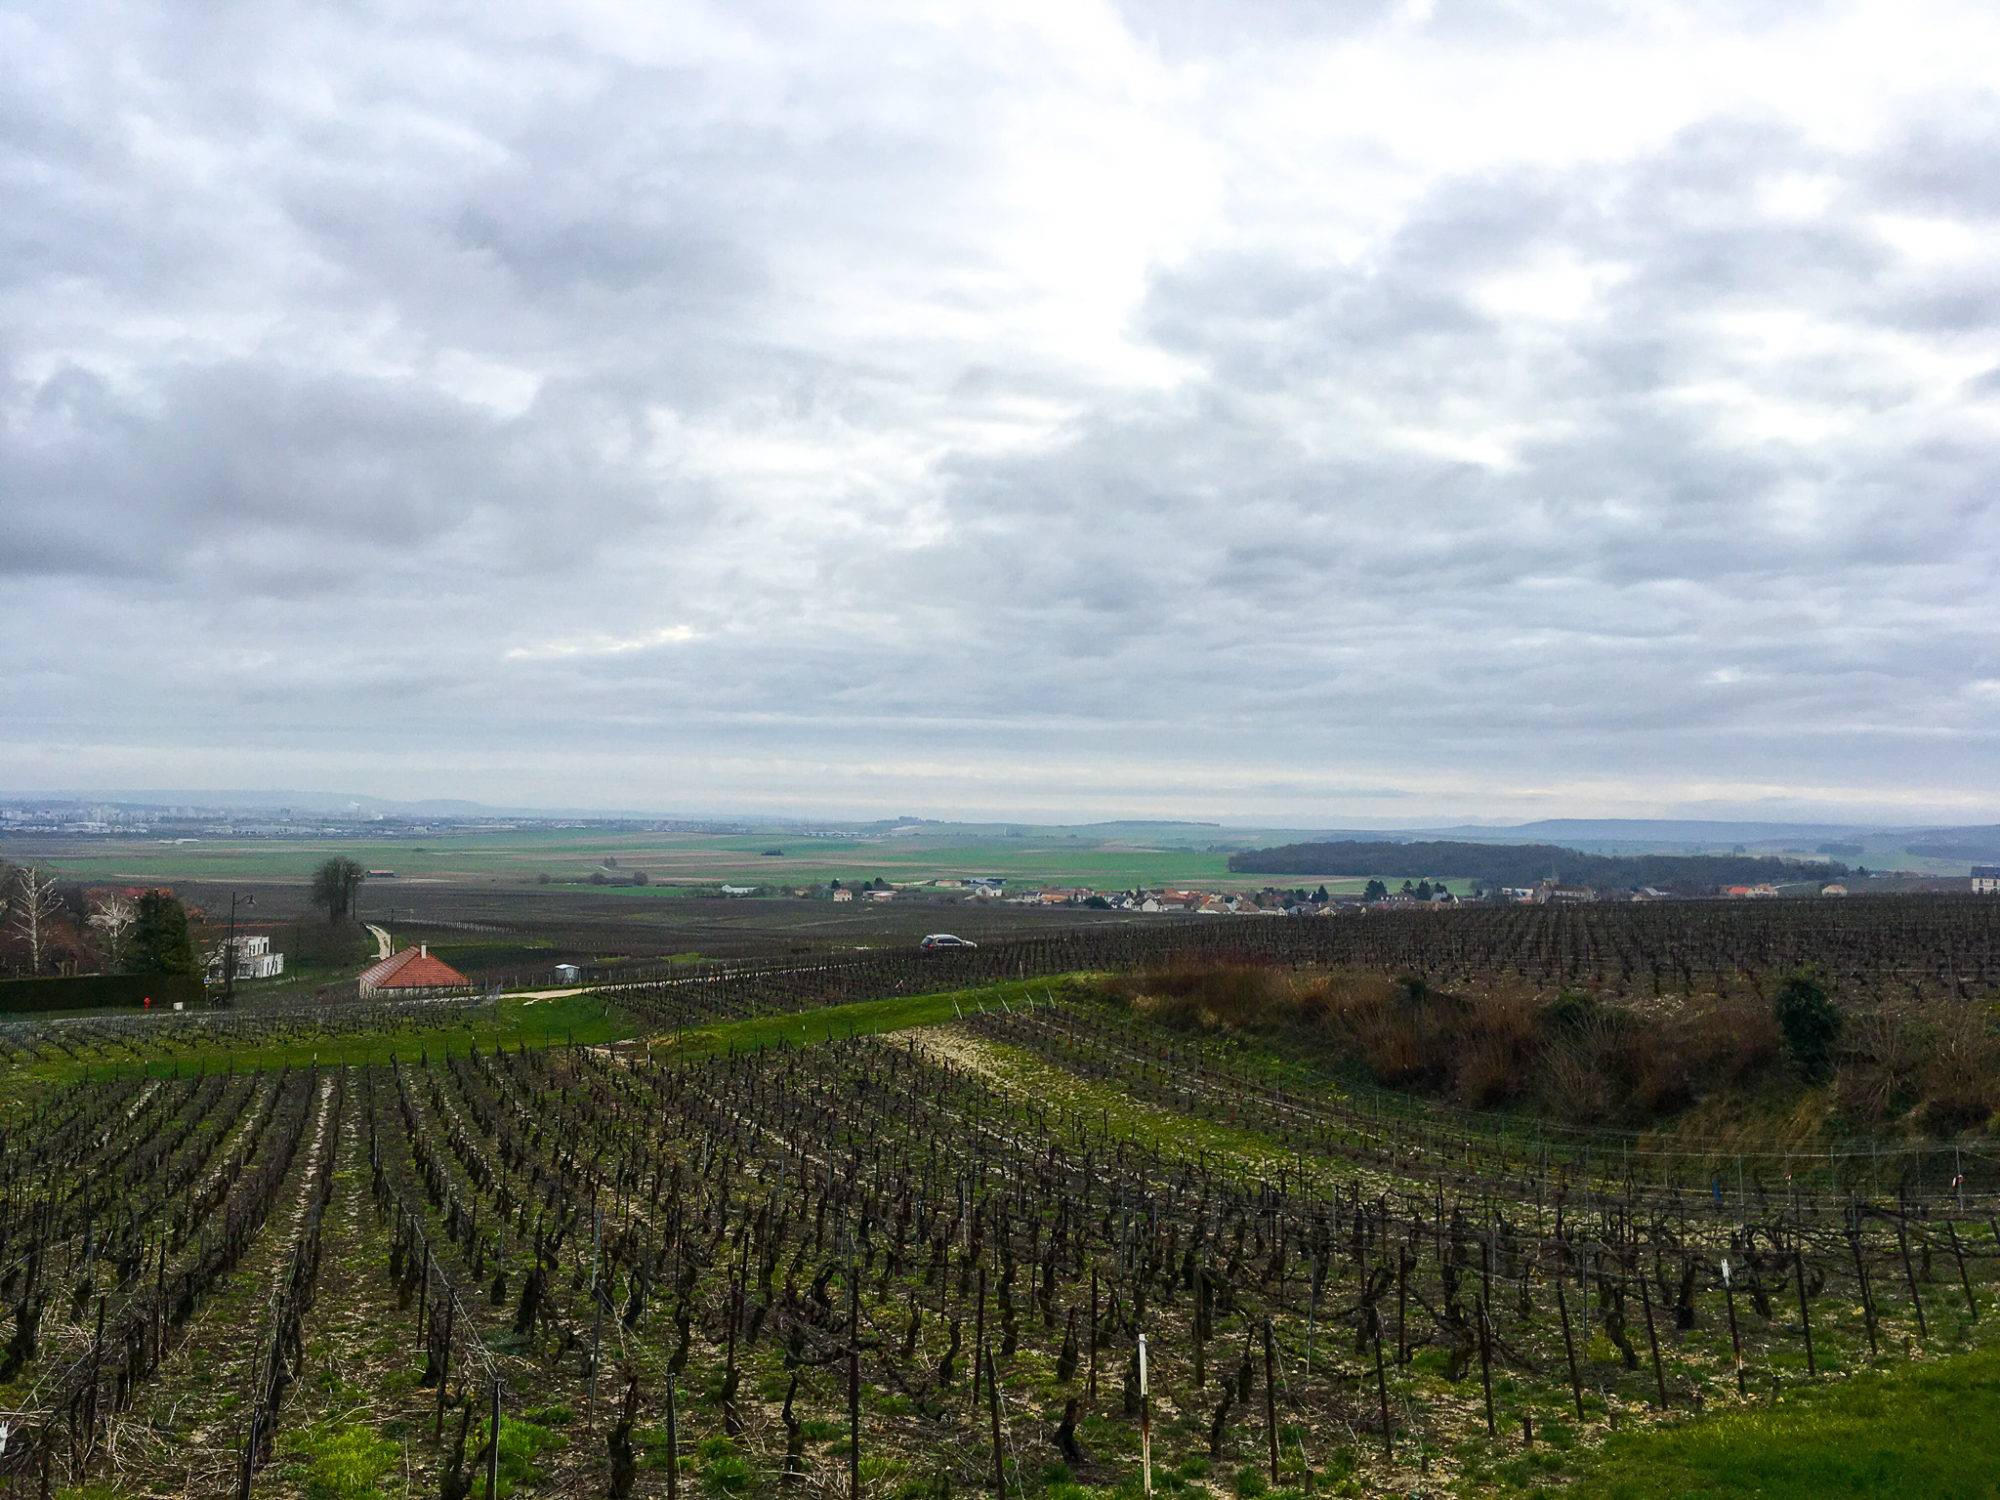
[0, 973, 208, 1015]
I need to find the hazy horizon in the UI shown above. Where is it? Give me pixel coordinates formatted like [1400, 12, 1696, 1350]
[8, 2, 2000, 825]
[0, 787, 1986, 841]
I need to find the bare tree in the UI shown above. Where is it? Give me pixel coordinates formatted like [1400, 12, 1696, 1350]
[7, 866, 64, 974]
[309, 857, 366, 924]
[86, 890, 136, 970]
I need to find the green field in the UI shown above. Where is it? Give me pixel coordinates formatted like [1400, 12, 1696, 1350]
[2, 823, 1484, 897]
[653, 977, 1068, 1058]
[0, 991, 632, 1090]
[1546, 1344, 2000, 1499]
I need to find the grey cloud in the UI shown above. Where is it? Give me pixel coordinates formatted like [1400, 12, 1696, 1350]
[3, 1, 1999, 819]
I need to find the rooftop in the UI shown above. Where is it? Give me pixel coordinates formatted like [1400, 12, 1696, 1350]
[357, 944, 469, 992]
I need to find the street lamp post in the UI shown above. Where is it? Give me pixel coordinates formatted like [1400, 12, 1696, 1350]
[224, 890, 255, 1000]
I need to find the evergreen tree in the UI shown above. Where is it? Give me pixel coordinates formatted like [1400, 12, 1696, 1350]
[1774, 971, 1842, 1081]
[128, 891, 197, 976]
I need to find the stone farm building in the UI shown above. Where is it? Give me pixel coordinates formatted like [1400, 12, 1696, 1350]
[357, 943, 471, 999]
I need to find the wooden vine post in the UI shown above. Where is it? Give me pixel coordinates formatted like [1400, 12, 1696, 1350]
[1476, 1299, 1495, 1437]
[1638, 1269, 1667, 1409]
[1262, 1317, 1279, 1482]
[1554, 1281, 1585, 1420]
[1793, 1247, 1816, 1377]
[486, 1376, 501, 1500]
[1138, 1332, 1152, 1499]
[664, 1377, 679, 1500]
[848, 1273, 861, 1500]
[1895, 1218, 1928, 1341]
[1946, 1219, 1978, 1321]
[1847, 1226, 1878, 1358]
[1088, 1271, 1099, 1403]
[1371, 1307, 1393, 1461]
[987, 1349, 1005, 1498]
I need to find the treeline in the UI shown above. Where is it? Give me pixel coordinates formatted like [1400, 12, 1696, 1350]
[1227, 839, 1846, 892]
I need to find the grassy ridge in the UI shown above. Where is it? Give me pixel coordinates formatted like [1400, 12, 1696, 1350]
[1551, 1345, 2000, 1499]
[1, 992, 633, 1089]
[0, 978, 1046, 1091]
[649, 978, 1061, 1059]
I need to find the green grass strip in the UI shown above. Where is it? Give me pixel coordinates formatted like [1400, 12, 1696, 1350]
[0, 992, 634, 1089]
[650, 977, 1068, 1059]
[1557, 1344, 2000, 1500]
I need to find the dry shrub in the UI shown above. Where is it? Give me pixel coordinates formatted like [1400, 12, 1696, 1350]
[1832, 1007, 1933, 1128]
[1453, 1032, 1529, 1109]
[1117, 963, 1294, 1031]
[1449, 992, 1543, 1108]
[1305, 973, 1471, 1090]
[1903, 1003, 2000, 1136]
[1619, 996, 1784, 1118]
[1536, 1038, 1617, 1125]
[1098, 961, 1996, 1136]
[1673, 996, 1783, 1087]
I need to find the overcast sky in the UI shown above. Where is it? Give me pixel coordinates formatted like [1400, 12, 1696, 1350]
[6, 1, 2000, 824]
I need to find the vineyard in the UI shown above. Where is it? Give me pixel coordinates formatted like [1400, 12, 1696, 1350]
[0, 896, 1993, 1497]
[596, 894, 2000, 1015]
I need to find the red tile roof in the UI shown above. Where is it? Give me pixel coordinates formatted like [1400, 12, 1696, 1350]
[357, 945, 469, 993]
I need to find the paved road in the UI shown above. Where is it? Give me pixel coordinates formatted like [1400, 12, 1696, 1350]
[365, 924, 392, 960]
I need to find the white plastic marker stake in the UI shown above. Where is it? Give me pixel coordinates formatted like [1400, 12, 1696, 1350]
[1720, 1258, 1744, 1393]
[1138, 1333, 1152, 1498]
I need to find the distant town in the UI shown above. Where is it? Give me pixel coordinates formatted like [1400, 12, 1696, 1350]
[752, 871, 1973, 910]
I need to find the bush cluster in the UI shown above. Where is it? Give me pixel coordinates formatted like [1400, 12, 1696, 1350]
[1099, 961, 1999, 1136]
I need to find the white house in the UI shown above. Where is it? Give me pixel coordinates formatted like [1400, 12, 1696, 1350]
[207, 933, 284, 981]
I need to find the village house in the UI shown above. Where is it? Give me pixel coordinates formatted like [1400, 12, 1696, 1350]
[356, 943, 470, 999]
[206, 933, 284, 982]
[1529, 880, 1597, 904]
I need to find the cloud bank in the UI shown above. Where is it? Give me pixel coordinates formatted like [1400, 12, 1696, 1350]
[5, 0, 1999, 821]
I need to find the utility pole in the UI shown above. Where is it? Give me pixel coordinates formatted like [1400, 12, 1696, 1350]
[224, 890, 254, 1000]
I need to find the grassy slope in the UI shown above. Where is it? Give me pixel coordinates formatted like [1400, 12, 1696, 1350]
[1555, 1344, 2000, 1499]
[1, 992, 633, 1090]
[667, 991, 2000, 1495]
[0, 978, 1052, 1091]
[648, 977, 1061, 1059]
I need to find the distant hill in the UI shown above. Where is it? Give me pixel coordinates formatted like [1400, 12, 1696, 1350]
[1414, 818, 1886, 849]
[1900, 826, 2000, 863]
[1227, 840, 1846, 893]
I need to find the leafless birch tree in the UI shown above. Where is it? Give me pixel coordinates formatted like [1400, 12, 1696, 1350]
[6, 865, 64, 974]
[86, 888, 137, 970]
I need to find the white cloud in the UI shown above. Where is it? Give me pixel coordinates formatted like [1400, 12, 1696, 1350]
[506, 625, 700, 660]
